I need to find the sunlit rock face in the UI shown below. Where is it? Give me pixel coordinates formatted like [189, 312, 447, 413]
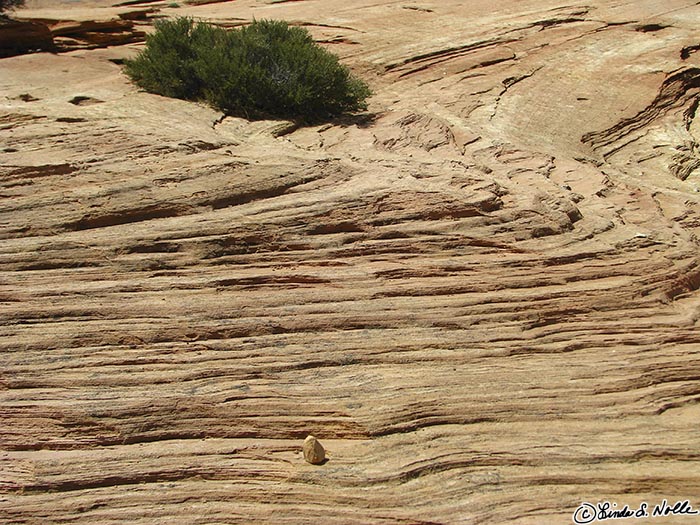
[2, 0, 700, 523]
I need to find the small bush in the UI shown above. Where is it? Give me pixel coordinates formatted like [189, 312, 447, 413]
[124, 18, 371, 121]
[0, 0, 25, 16]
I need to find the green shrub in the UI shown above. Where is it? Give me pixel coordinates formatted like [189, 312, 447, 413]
[124, 18, 371, 121]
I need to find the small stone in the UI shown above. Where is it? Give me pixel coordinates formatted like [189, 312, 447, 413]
[303, 435, 326, 465]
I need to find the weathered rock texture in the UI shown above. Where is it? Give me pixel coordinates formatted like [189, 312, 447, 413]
[0, 19, 55, 58]
[2, 0, 700, 523]
[0, 5, 151, 57]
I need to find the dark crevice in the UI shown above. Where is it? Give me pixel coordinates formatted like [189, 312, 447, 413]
[635, 23, 669, 33]
[65, 204, 196, 231]
[681, 44, 700, 60]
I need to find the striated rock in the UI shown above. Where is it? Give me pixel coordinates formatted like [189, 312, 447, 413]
[303, 435, 326, 465]
[49, 15, 146, 51]
[2, 9, 151, 56]
[1, 0, 700, 524]
[46, 17, 146, 50]
[0, 19, 54, 58]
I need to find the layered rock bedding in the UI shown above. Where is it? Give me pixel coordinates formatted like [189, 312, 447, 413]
[2, 0, 700, 523]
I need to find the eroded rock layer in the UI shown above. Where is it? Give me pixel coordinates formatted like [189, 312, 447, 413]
[2, 0, 700, 523]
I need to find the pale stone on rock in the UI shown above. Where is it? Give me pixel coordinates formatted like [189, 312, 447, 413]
[303, 435, 326, 465]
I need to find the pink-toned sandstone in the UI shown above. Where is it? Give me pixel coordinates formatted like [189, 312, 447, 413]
[2, 1, 700, 523]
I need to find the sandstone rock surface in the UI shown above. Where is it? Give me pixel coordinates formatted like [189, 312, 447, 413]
[1, 3, 151, 57]
[2, 0, 700, 523]
[0, 19, 55, 57]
